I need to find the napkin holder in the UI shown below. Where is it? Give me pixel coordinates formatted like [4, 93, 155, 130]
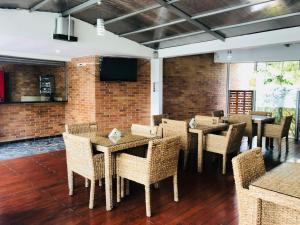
[108, 128, 122, 144]
[189, 118, 197, 128]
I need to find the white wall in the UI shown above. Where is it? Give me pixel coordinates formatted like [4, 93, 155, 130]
[215, 44, 300, 63]
[151, 58, 163, 117]
[0, 9, 153, 61]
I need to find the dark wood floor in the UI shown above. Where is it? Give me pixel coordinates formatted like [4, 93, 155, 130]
[0, 138, 299, 225]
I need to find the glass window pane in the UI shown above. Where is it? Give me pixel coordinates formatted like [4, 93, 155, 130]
[197, 0, 300, 28]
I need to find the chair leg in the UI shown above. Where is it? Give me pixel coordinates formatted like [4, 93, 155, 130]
[248, 136, 252, 149]
[265, 137, 269, 148]
[125, 179, 130, 196]
[117, 176, 121, 203]
[286, 136, 289, 152]
[121, 178, 124, 198]
[183, 151, 189, 169]
[278, 138, 282, 155]
[222, 154, 227, 175]
[173, 174, 179, 202]
[270, 138, 274, 149]
[68, 169, 73, 196]
[85, 178, 89, 188]
[99, 179, 102, 187]
[145, 185, 151, 217]
[89, 180, 95, 209]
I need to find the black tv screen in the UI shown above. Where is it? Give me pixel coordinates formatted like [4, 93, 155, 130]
[100, 57, 138, 81]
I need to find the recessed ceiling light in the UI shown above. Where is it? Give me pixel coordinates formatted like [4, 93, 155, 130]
[55, 49, 61, 54]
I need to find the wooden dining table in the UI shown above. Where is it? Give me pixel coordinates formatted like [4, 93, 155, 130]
[250, 163, 300, 213]
[189, 123, 228, 173]
[223, 115, 275, 147]
[79, 132, 155, 211]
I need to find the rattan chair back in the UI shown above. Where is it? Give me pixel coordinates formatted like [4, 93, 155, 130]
[232, 148, 265, 189]
[211, 110, 224, 118]
[228, 114, 253, 136]
[227, 122, 246, 153]
[195, 115, 219, 125]
[147, 136, 180, 183]
[249, 111, 272, 116]
[281, 116, 293, 137]
[65, 122, 98, 134]
[152, 114, 169, 126]
[232, 148, 265, 225]
[131, 124, 158, 137]
[162, 119, 189, 151]
[63, 133, 94, 178]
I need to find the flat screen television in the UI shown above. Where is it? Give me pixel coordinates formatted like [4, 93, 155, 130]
[100, 57, 138, 81]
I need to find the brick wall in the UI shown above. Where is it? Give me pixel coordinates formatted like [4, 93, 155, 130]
[163, 54, 227, 120]
[0, 103, 65, 142]
[95, 59, 151, 133]
[0, 55, 151, 142]
[65, 55, 151, 132]
[64, 56, 97, 124]
[1, 64, 66, 102]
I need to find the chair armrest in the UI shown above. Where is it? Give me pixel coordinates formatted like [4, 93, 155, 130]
[205, 134, 228, 151]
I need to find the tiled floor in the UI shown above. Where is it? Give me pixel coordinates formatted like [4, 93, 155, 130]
[0, 136, 65, 160]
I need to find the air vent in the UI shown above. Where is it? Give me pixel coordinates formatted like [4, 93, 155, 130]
[53, 17, 78, 42]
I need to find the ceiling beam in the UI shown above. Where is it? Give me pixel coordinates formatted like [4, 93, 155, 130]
[191, 0, 274, 19]
[120, 18, 185, 37]
[153, 0, 225, 41]
[29, 0, 52, 12]
[62, 0, 100, 16]
[158, 26, 300, 58]
[142, 30, 205, 45]
[104, 0, 180, 25]
[211, 11, 300, 31]
[120, 0, 274, 37]
[142, 11, 300, 45]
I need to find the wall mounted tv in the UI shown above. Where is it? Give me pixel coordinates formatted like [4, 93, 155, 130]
[100, 57, 138, 81]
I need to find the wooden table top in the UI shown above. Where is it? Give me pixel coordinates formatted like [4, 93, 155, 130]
[251, 163, 300, 199]
[78, 132, 153, 153]
[189, 123, 228, 134]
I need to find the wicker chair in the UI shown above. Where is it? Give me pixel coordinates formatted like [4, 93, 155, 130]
[195, 115, 220, 125]
[232, 148, 266, 225]
[63, 133, 105, 209]
[263, 115, 292, 154]
[162, 118, 193, 169]
[116, 136, 180, 217]
[228, 114, 256, 148]
[204, 122, 246, 174]
[249, 111, 272, 117]
[131, 124, 162, 138]
[65, 122, 101, 187]
[152, 114, 169, 126]
[211, 110, 224, 118]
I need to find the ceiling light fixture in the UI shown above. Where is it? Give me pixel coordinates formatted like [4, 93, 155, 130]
[97, 18, 105, 36]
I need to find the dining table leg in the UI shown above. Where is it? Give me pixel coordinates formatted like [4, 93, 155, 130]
[104, 151, 113, 211]
[257, 121, 263, 147]
[197, 131, 204, 173]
